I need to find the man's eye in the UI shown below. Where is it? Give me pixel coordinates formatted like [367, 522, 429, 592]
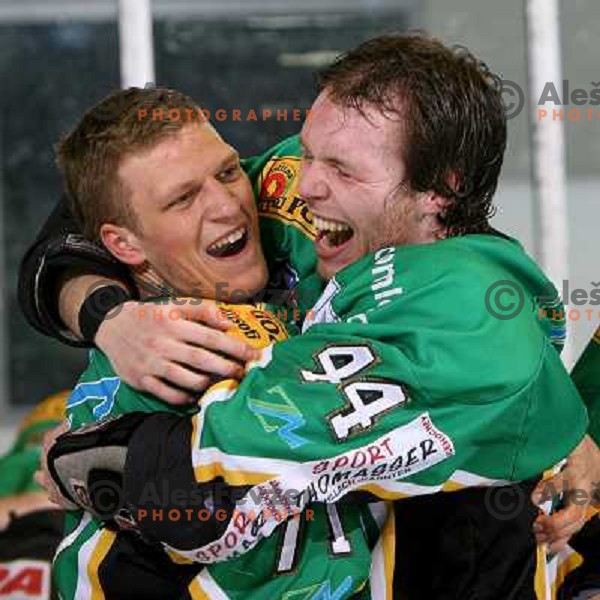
[168, 188, 197, 209]
[217, 164, 242, 182]
[334, 165, 351, 179]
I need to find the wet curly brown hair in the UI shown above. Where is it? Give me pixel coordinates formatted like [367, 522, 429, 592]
[318, 33, 507, 236]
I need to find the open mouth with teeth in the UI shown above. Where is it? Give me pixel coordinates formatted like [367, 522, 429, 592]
[313, 215, 354, 248]
[206, 226, 249, 258]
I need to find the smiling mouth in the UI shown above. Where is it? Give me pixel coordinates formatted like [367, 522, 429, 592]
[206, 226, 249, 258]
[313, 215, 354, 247]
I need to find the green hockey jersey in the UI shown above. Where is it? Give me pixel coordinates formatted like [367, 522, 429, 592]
[51, 134, 591, 600]
[122, 234, 587, 568]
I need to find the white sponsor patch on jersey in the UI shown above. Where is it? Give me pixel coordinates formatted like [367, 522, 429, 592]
[302, 279, 341, 333]
[165, 412, 454, 564]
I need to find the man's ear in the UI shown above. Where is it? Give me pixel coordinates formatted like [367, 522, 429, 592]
[415, 191, 452, 241]
[420, 170, 458, 215]
[418, 191, 451, 217]
[100, 223, 146, 266]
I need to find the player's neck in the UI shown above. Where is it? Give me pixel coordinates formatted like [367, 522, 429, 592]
[130, 263, 178, 300]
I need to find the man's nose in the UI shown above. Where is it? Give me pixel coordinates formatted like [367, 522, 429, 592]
[298, 160, 328, 204]
[205, 179, 243, 220]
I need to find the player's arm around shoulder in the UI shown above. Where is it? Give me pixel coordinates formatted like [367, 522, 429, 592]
[397, 237, 589, 476]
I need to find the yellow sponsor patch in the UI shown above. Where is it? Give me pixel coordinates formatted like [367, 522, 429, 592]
[257, 156, 316, 238]
[221, 303, 289, 349]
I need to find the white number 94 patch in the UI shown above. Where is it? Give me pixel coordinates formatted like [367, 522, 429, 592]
[301, 345, 407, 440]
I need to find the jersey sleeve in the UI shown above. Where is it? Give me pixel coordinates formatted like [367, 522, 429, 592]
[122, 243, 588, 563]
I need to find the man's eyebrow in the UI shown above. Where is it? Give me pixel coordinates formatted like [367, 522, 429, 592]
[217, 150, 241, 170]
[298, 138, 352, 171]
